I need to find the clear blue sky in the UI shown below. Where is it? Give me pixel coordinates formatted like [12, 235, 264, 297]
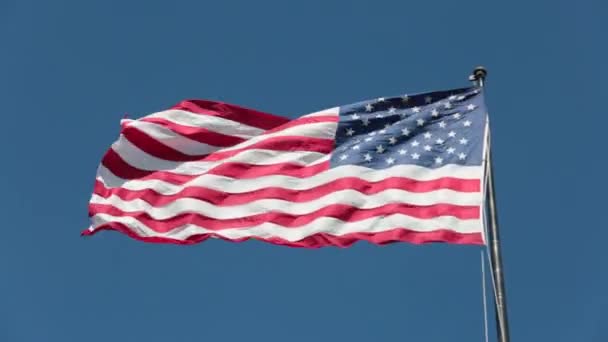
[1, 1, 606, 341]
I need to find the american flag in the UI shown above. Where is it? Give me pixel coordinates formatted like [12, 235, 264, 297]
[85, 87, 488, 248]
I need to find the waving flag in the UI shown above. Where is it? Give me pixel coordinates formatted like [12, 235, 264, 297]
[84, 87, 488, 248]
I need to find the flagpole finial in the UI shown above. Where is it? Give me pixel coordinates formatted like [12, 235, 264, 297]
[469, 66, 487, 87]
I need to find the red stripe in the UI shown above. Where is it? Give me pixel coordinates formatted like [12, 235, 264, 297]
[82, 223, 484, 247]
[207, 161, 330, 178]
[101, 149, 330, 182]
[202, 136, 333, 161]
[89, 202, 479, 233]
[119, 115, 338, 162]
[94, 177, 479, 206]
[133, 115, 337, 143]
[120, 125, 333, 162]
[172, 99, 290, 130]
[137, 117, 246, 146]
[121, 126, 209, 162]
[101, 149, 156, 180]
[263, 115, 338, 134]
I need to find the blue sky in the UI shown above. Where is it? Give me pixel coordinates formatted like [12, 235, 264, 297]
[1, 1, 606, 341]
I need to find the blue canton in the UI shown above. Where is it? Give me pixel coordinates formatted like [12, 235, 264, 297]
[330, 87, 487, 169]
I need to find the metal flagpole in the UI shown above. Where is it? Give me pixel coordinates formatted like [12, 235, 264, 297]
[469, 66, 511, 342]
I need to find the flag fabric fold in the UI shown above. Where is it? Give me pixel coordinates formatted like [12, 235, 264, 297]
[84, 87, 488, 248]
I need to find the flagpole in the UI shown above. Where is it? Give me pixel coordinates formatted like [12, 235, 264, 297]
[469, 67, 511, 342]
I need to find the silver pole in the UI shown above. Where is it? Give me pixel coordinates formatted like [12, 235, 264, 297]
[470, 66, 511, 342]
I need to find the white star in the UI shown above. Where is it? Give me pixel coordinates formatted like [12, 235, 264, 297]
[346, 128, 355, 136]
[431, 109, 440, 117]
[448, 95, 457, 101]
[364, 153, 372, 161]
[402, 95, 410, 102]
[458, 152, 467, 160]
[453, 113, 462, 119]
[364, 137, 373, 142]
[435, 138, 444, 145]
[385, 123, 392, 129]
[365, 103, 373, 112]
[362, 118, 370, 126]
[411, 140, 420, 147]
[447, 147, 456, 154]
[340, 154, 348, 160]
[412, 152, 420, 160]
[401, 128, 410, 136]
[386, 157, 395, 165]
[379, 129, 386, 134]
[412, 107, 421, 113]
[459, 138, 468, 145]
[457, 95, 466, 101]
[435, 157, 443, 164]
[351, 113, 360, 120]
[375, 113, 384, 118]
[368, 131, 376, 136]
[467, 104, 476, 110]
[398, 149, 407, 155]
[423, 132, 432, 139]
[463, 120, 472, 127]
[425, 96, 433, 103]
[389, 137, 397, 145]
[352, 144, 360, 150]
[388, 107, 396, 114]
[424, 145, 432, 151]
[376, 145, 385, 153]
[377, 97, 385, 102]
[417, 118, 425, 126]
[439, 121, 447, 128]
[444, 102, 452, 109]
[448, 131, 456, 138]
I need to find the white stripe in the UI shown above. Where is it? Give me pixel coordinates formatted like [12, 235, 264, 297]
[98, 163, 483, 193]
[218, 121, 337, 153]
[112, 135, 327, 173]
[91, 188, 480, 220]
[147, 109, 266, 138]
[125, 120, 222, 155]
[300, 107, 340, 118]
[90, 213, 482, 241]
